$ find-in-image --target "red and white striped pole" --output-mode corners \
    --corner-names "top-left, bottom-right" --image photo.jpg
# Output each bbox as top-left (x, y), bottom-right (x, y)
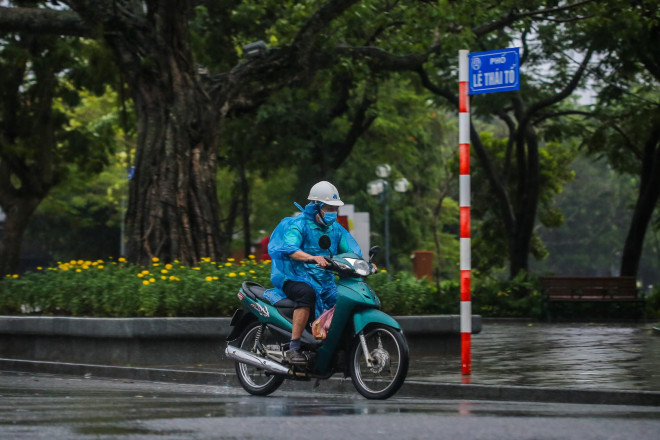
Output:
top-left (458, 50), bottom-right (471, 375)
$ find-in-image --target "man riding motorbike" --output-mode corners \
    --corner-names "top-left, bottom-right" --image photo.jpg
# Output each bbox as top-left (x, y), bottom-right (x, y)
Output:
top-left (265, 181), bottom-right (362, 365)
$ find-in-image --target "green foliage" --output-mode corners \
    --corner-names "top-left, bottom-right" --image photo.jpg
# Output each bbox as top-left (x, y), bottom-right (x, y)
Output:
top-left (2, 263), bottom-right (544, 318)
top-left (472, 272), bottom-right (543, 319)
top-left (644, 285), bottom-right (660, 321)
top-left (532, 156), bottom-right (638, 277)
top-left (20, 85), bottom-right (135, 262)
top-left (369, 271), bottom-right (459, 316)
top-left (0, 257), bottom-right (271, 317)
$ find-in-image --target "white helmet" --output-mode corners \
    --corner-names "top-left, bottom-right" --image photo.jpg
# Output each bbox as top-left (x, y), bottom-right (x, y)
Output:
top-left (308, 181), bottom-right (344, 206)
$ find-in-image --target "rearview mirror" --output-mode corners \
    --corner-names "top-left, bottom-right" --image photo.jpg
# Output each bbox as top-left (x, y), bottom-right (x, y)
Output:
top-left (318, 235), bottom-right (331, 250)
top-left (369, 246), bottom-right (380, 260)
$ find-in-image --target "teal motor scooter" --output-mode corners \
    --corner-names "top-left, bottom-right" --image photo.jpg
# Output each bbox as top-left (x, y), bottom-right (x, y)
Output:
top-left (224, 235), bottom-right (409, 399)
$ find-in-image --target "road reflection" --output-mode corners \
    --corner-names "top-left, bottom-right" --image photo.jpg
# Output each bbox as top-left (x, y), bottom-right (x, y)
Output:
top-left (407, 322), bottom-right (660, 391)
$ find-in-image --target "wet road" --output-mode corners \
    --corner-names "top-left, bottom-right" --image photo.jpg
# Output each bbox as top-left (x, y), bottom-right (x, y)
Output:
top-left (408, 321), bottom-right (660, 390)
top-left (1, 372), bottom-right (659, 439)
top-left (179, 321), bottom-right (660, 391)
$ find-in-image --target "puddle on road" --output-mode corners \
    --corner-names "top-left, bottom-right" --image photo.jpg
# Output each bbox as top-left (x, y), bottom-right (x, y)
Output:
top-left (406, 322), bottom-right (660, 391)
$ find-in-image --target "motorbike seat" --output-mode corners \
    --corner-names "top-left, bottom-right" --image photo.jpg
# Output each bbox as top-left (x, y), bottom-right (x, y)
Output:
top-left (241, 281), bottom-right (297, 308)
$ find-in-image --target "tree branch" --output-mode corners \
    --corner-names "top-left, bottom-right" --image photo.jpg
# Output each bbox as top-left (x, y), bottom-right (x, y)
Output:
top-left (329, 89), bottom-right (377, 170)
top-left (0, 6), bottom-right (89, 37)
top-left (524, 48), bottom-right (594, 123)
top-left (472, 0), bottom-right (596, 37)
top-left (209, 0), bottom-right (361, 116)
top-left (335, 45), bottom-right (430, 72)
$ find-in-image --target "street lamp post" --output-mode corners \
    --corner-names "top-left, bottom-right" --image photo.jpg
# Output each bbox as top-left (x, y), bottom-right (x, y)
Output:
top-left (367, 164), bottom-right (409, 269)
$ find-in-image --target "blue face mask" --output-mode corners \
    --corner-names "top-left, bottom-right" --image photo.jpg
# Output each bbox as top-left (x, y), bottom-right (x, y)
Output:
top-left (321, 212), bottom-right (338, 226)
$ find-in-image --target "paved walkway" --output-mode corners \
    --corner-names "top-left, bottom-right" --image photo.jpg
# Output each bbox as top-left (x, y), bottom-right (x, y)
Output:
top-left (408, 321), bottom-right (660, 391)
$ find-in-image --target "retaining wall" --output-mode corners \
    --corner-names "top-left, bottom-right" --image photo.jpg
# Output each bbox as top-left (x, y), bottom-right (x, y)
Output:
top-left (0, 315), bottom-right (481, 366)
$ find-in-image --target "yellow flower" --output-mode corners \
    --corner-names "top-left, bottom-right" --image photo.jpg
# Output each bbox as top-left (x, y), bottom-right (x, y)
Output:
top-left (82, 265), bottom-right (89, 270)
top-left (161, 269), bottom-right (168, 274)
top-left (224, 262), bottom-right (232, 267)
top-left (380, 269), bottom-right (387, 273)
top-left (77, 260), bottom-right (83, 265)
top-left (248, 254), bottom-right (256, 260)
top-left (201, 257), bottom-right (211, 263)
top-left (228, 258), bottom-right (235, 262)
top-left (205, 276), bottom-right (213, 282)
top-left (161, 276), bottom-right (167, 280)
top-left (165, 264), bottom-right (173, 270)
top-left (152, 263), bottom-right (160, 267)
top-left (37, 267), bottom-right (43, 271)
top-left (98, 265), bottom-right (104, 270)
top-left (137, 273), bottom-right (144, 278)
top-left (76, 269), bottom-right (82, 273)
top-left (228, 272), bottom-right (237, 278)
top-left (213, 276), bottom-right (218, 280)
top-left (152, 257), bottom-right (160, 263)
top-left (239, 272), bottom-right (246, 276)
top-left (149, 278), bottom-right (156, 283)
top-left (192, 267), bottom-right (201, 271)
top-left (118, 257), bottom-right (127, 263)
top-left (249, 270), bottom-right (255, 274)
top-left (12, 274), bottom-right (19, 278)
top-left (141, 270), bottom-right (150, 275)
top-left (143, 280), bottom-right (150, 286)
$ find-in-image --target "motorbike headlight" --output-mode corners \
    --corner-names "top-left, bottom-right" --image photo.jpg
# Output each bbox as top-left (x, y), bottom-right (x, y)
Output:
top-left (351, 259), bottom-right (372, 277)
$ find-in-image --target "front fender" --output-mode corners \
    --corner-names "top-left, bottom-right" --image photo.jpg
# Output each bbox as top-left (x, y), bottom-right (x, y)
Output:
top-left (352, 309), bottom-right (401, 335)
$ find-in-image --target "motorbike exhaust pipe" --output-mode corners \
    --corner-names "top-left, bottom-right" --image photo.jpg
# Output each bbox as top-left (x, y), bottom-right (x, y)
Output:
top-left (225, 345), bottom-right (292, 376)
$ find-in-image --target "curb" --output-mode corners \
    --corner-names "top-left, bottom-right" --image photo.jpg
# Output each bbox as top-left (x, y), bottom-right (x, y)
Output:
top-left (1, 358), bottom-right (658, 407)
top-left (0, 315), bottom-right (482, 338)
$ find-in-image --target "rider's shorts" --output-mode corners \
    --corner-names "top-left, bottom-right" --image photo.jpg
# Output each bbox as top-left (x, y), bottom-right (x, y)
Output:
top-left (283, 281), bottom-right (316, 309)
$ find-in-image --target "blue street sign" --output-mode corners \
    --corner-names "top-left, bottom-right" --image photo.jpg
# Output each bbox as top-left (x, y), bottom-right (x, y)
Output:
top-left (469, 48), bottom-right (520, 95)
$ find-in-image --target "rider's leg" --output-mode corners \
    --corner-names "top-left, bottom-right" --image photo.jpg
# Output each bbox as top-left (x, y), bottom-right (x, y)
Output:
top-left (282, 281), bottom-right (316, 364)
top-left (291, 307), bottom-right (310, 340)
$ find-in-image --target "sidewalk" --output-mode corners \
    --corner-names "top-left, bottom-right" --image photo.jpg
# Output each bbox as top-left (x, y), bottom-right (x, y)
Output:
top-left (409, 320), bottom-right (660, 391)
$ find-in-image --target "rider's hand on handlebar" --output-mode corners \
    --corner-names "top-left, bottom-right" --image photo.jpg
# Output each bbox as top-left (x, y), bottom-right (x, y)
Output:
top-left (311, 255), bottom-right (329, 267)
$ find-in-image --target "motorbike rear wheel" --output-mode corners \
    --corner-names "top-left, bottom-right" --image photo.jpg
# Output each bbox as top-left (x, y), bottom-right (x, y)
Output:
top-left (235, 322), bottom-right (286, 396)
top-left (348, 324), bottom-right (409, 399)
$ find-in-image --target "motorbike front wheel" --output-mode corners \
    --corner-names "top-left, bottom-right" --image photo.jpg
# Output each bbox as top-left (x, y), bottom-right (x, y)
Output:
top-left (349, 325), bottom-right (409, 399)
top-left (234, 322), bottom-right (286, 396)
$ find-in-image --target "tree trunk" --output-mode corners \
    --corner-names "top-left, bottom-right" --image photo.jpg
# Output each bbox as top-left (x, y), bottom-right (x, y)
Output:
top-left (0, 198), bottom-right (41, 275)
top-left (107, 5), bottom-right (222, 266)
top-left (509, 126), bottom-right (541, 279)
top-left (620, 121), bottom-right (660, 277)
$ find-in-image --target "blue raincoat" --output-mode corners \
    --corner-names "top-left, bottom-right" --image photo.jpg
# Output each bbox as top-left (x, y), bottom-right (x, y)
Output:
top-left (265, 202), bottom-right (362, 317)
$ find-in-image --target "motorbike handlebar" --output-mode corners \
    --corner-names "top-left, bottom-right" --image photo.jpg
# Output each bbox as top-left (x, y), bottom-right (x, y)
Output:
top-left (305, 257), bottom-right (332, 266)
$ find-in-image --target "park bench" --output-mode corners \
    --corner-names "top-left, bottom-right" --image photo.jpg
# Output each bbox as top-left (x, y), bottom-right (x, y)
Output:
top-left (540, 276), bottom-right (644, 322)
